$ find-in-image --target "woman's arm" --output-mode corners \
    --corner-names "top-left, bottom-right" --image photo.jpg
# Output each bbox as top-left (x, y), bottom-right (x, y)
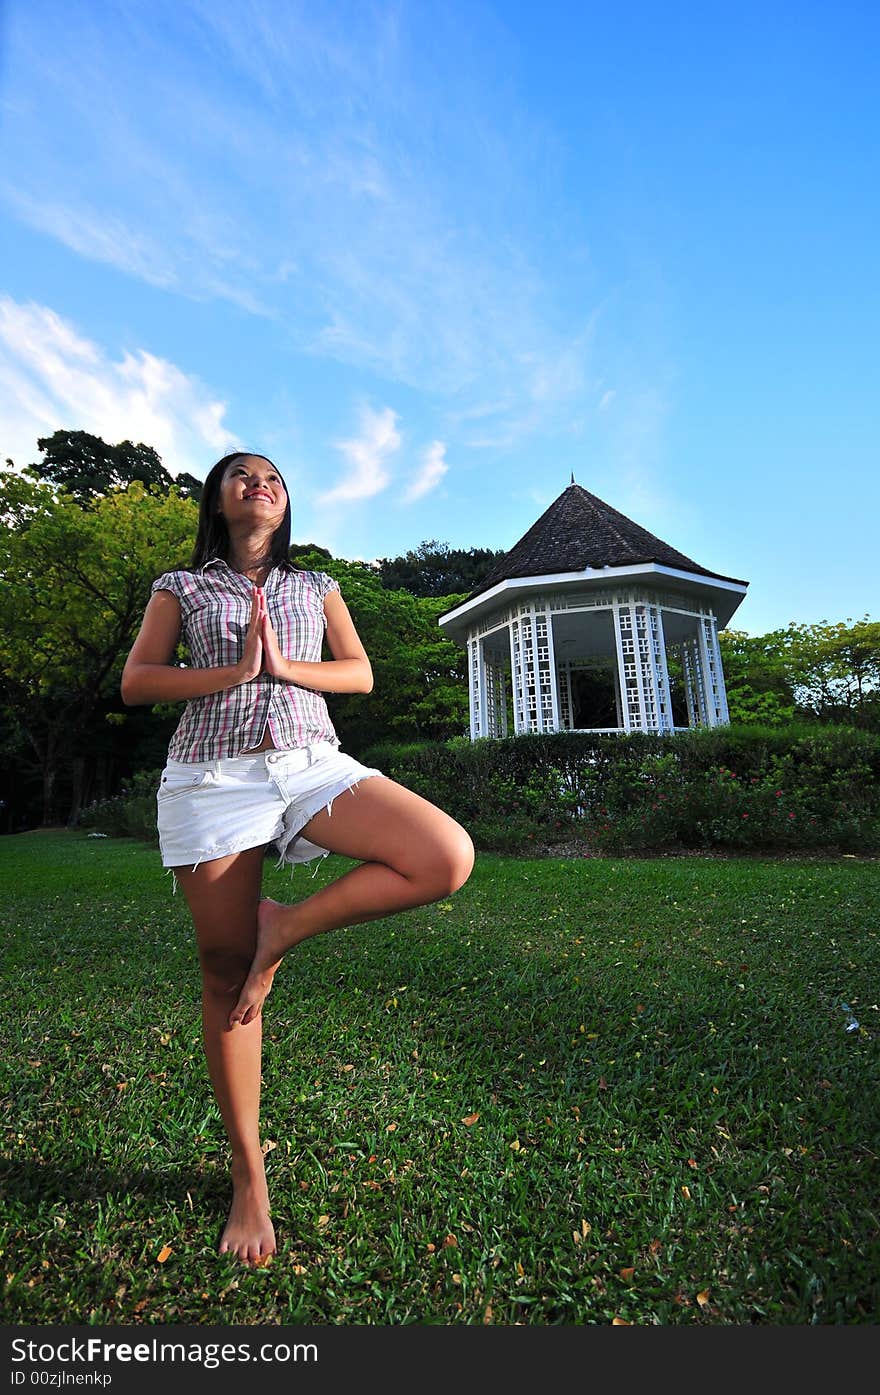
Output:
top-left (264, 588), bottom-right (373, 694)
top-left (120, 588), bottom-right (262, 705)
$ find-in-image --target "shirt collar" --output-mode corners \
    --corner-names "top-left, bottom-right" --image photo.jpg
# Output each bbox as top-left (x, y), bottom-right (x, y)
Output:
top-left (200, 557), bottom-right (278, 581)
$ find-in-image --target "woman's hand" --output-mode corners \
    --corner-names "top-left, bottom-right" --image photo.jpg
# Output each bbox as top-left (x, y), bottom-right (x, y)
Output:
top-left (236, 586), bottom-right (265, 683)
top-left (259, 593), bottom-right (289, 678)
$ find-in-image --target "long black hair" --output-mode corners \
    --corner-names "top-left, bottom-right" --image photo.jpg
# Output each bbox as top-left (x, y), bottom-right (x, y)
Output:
top-left (188, 452), bottom-right (296, 573)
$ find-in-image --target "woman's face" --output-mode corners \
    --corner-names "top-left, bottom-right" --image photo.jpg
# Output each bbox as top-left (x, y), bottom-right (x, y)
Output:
top-left (217, 455), bottom-right (288, 531)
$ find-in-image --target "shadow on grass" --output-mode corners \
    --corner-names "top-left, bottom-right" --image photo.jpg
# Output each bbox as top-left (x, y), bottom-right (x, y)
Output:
top-left (0, 1159), bottom-right (227, 1212)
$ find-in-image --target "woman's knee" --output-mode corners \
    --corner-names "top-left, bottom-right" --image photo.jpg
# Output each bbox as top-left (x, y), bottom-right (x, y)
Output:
top-left (199, 946), bottom-right (253, 997)
top-left (420, 824), bottom-right (475, 899)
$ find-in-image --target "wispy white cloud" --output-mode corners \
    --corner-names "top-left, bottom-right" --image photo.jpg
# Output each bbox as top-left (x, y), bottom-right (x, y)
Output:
top-left (599, 389), bottom-right (616, 411)
top-left (403, 441), bottom-right (448, 503)
top-left (0, 297), bottom-right (236, 477)
top-left (317, 404), bottom-right (401, 506)
top-left (1, 3), bottom-right (599, 448)
top-left (2, 186), bottom-right (178, 291)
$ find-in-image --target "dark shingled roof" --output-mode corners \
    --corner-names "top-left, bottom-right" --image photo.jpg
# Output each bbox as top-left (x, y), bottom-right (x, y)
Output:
top-left (463, 483), bottom-right (748, 603)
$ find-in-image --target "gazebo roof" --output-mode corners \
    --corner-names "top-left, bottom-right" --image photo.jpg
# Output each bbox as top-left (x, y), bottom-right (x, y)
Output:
top-left (461, 482), bottom-right (747, 603)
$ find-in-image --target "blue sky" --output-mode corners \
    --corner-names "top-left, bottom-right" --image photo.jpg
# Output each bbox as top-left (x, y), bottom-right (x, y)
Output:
top-left (1, 0), bottom-right (877, 636)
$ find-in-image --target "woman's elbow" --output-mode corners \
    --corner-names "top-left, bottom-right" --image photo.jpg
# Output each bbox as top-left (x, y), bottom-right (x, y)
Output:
top-left (360, 663), bottom-right (374, 694)
top-left (120, 665), bottom-right (145, 706)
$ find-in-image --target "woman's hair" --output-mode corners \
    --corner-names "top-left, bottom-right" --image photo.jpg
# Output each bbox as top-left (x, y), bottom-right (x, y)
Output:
top-left (189, 452), bottom-right (295, 572)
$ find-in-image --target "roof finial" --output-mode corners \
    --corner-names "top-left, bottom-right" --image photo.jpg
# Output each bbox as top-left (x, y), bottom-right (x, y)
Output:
top-left (570, 471), bottom-right (575, 485)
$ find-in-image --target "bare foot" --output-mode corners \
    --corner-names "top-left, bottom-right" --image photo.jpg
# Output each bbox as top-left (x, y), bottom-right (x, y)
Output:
top-left (219, 1169), bottom-right (276, 1266)
top-left (228, 898), bottom-right (290, 1029)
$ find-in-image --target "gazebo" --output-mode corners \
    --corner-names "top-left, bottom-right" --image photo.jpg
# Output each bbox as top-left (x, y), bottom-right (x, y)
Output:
top-left (438, 480), bottom-right (748, 739)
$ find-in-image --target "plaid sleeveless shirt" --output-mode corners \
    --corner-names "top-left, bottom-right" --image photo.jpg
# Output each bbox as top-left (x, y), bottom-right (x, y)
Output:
top-left (150, 558), bottom-right (341, 760)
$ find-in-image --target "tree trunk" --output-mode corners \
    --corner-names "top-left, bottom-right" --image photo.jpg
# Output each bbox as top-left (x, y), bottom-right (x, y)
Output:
top-left (68, 754), bottom-right (85, 827)
top-left (42, 758), bottom-right (56, 826)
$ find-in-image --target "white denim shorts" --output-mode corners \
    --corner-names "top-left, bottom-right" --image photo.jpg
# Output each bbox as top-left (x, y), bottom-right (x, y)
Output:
top-left (156, 740), bottom-right (384, 892)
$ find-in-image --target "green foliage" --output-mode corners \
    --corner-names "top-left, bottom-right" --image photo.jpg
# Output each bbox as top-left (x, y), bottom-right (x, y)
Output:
top-left (786, 617), bottom-right (880, 723)
top-left (289, 547), bottom-right (470, 750)
top-left (26, 429), bottom-right (203, 504)
top-left (365, 725), bottom-right (880, 856)
top-left (375, 538), bottom-right (505, 597)
top-left (718, 628), bottom-right (797, 725)
top-left (0, 466), bottom-right (198, 823)
top-left (720, 618), bottom-right (880, 729)
top-left (77, 768), bottom-right (162, 842)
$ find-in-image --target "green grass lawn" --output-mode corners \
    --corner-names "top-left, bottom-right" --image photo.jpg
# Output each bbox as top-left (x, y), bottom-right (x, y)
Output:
top-left (1, 830), bottom-right (878, 1326)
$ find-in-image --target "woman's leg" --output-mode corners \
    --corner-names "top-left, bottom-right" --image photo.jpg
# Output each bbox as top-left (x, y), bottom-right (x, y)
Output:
top-left (230, 778), bottom-right (474, 1027)
top-left (171, 843), bottom-right (275, 1264)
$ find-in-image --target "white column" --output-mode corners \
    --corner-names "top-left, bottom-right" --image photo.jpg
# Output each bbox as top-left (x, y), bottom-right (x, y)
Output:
top-left (683, 635), bottom-right (708, 726)
top-left (706, 614), bottom-right (730, 724)
top-left (652, 605), bottom-right (675, 732)
top-left (638, 603), bottom-right (664, 730)
top-left (520, 610), bottom-right (538, 732)
top-left (612, 602), bottom-right (633, 732)
top-left (530, 611), bottom-right (545, 733)
top-left (681, 643), bottom-right (695, 727)
top-left (467, 635), bottom-right (479, 740)
top-left (697, 614), bottom-right (722, 727)
top-left (476, 637), bottom-right (489, 737)
top-left (509, 619), bottom-right (525, 734)
top-left (545, 614), bottom-right (561, 731)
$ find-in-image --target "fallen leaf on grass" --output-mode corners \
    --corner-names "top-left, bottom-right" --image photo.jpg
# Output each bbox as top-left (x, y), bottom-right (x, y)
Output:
top-left (681, 1185), bottom-right (691, 1200)
top-left (251, 1253), bottom-right (272, 1269)
top-left (612, 1316), bottom-right (630, 1325)
top-left (261, 1139), bottom-right (277, 1154)
top-left (156, 1245), bottom-right (172, 1264)
top-left (509, 1139), bottom-right (521, 1151)
top-left (461, 1113), bottom-right (480, 1126)
top-left (619, 1267), bottom-right (635, 1283)
top-left (443, 1234), bottom-right (458, 1249)
top-left (292, 1264), bottom-right (308, 1276)
top-left (696, 1288), bottom-right (711, 1310)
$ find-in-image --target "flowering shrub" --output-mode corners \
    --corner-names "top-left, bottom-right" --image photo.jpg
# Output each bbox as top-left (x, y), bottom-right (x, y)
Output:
top-left (364, 723), bottom-right (880, 855)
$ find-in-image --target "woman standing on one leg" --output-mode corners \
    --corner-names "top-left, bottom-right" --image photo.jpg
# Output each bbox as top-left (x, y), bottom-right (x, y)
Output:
top-left (121, 452), bottom-right (474, 1265)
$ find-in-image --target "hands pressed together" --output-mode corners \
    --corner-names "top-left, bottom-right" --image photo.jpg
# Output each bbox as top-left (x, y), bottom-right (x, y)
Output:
top-left (238, 584), bottom-right (287, 682)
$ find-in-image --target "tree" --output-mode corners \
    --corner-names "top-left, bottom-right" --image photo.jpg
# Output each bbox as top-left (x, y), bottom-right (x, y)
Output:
top-left (375, 539), bottom-right (505, 597)
top-left (289, 548), bottom-right (469, 749)
top-left (0, 468), bottom-right (198, 825)
top-left (786, 617), bottom-right (880, 725)
top-left (718, 628), bottom-right (797, 725)
top-left (25, 430), bottom-right (203, 505)
top-left (718, 619), bottom-right (880, 730)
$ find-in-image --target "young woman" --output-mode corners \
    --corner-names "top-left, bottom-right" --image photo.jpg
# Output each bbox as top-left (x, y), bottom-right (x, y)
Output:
top-left (121, 452), bottom-right (474, 1266)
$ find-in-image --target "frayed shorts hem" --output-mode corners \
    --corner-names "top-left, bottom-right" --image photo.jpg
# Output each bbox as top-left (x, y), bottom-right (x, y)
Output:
top-left (156, 741), bottom-right (385, 893)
